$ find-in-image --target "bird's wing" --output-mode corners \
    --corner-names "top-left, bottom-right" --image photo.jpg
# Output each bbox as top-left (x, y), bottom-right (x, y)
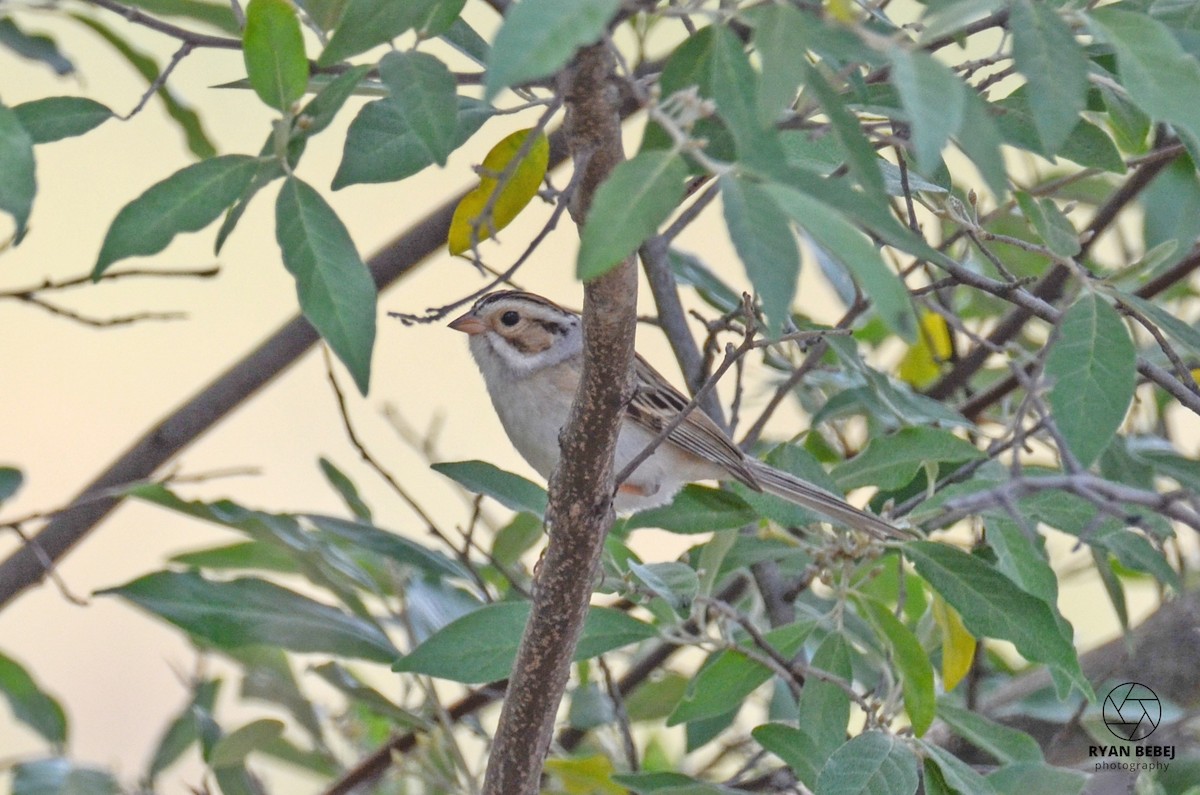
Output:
top-left (626, 355), bottom-right (761, 489)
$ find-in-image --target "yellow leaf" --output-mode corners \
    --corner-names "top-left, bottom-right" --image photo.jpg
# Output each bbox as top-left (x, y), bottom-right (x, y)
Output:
top-left (827, 0), bottom-right (856, 23)
top-left (898, 310), bottom-right (953, 388)
top-left (448, 128), bottom-right (550, 255)
top-left (932, 593), bottom-right (976, 691)
top-left (544, 754), bottom-right (623, 795)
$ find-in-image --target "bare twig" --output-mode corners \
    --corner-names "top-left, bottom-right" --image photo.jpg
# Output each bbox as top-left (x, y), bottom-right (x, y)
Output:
top-left (84, 0), bottom-right (242, 47)
top-left (389, 169), bottom-right (579, 326)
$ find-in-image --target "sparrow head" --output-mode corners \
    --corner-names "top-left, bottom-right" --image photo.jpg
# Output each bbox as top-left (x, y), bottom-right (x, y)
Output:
top-left (449, 291), bottom-right (582, 376)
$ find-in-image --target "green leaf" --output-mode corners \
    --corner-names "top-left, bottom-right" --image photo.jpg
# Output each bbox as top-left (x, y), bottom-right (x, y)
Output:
top-left (623, 673), bottom-right (688, 724)
top-left (639, 27), bottom-right (736, 166)
top-left (491, 512), bottom-right (543, 566)
top-left (0, 103), bottom-right (36, 240)
top-left (1045, 293), bottom-right (1135, 467)
top-left (306, 515), bottom-right (467, 579)
top-left (148, 679), bottom-right (220, 779)
top-left (122, 0), bottom-right (239, 32)
top-left (798, 62), bottom-right (885, 198)
top-left (1009, 0), bottom-right (1087, 154)
top-left (0, 651), bottom-right (67, 747)
top-left (1093, 546), bottom-right (1130, 633)
top-left (169, 541), bottom-right (299, 573)
top-left (209, 719), bottom-right (285, 768)
top-left (905, 542), bottom-right (1089, 699)
top-left (214, 150), bottom-right (285, 253)
top-left (299, 0), bottom-right (350, 34)
top-left (984, 763), bottom-right (1086, 795)
top-left (231, 647), bottom-right (321, 743)
top-left (484, 0), bottom-right (620, 100)
top-left (791, 633), bottom-right (853, 788)
top-left (11, 759), bottom-right (118, 795)
top-left (984, 515), bottom-right (1058, 604)
top-left (720, 174), bottom-right (800, 335)
top-left (93, 155), bottom-right (258, 276)
top-left (707, 25), bottom-right (781, 169)
top-left (275, 176), bottom-right (377, 394)
top-left (0, 466), bottom-right (23, 503)
top-left (755, 723), bottom-right (827, 787)
top-left (956, 89), bottom-right (1008, 198)
top-left (13, 97), bottom-right (112, 144)
top-left (935, 698), bottom-right (1043, 764)
top-left (72, 15), bottom-right (216, 159)
top-left (764, 183), bottom-right (917, 341)
top-left (748, 5), bottom-right (808, 125)
top-left (318, 457), bottom-right (371, 520)
top-left (577, 150), bottom-right (688, 280)
top-left (1089, 8), bottom-right (1200, 148)
top-left (625, 484), bottom-right (756, 534)
top-left (0, 18), bottom-right (73, 74)
top-left (668, 620), bottom-right (815, 727)
top-left (293, 64), bottom-right (371, 139)
top-left (1014, 192), bottom-right (1080, 258)
top-left (921, 743), bottom-right (997, 795)
top-left (412, 0), bottom-right (467, 37)
top-left (993, 92), bottom-right (1124, 171)
top-left (614, 771), bottom-right (738, 794)
top-left (313, 662), bottom-right (427, 727)
top-left (378, 51), bottom-right (458, 167)
top-left (833, 427), bottom-right (982, 491)
top-left (333, 95), bottom-right (491, 189)
top-left (441, 16), bottom-right (489, 66)
top-left (243, 0), bottom-right (308, 111)
top-left (814, 731), bottom-right (919, 795)
top-left (1111, 290), bottom-right (1200, 360)
top-left (431, 460), bottom-right (548, 516)
top-left (99, 571), bottom-right (398, 662)
top-left (1092, 524), bottom-right (1179, 590)
top-left (316, 0), bottom-right (438, 66)
top-left (629, 561), bottom-right (699, 612)
top-left (669, 248), bottom-right (741, 313)
top-left (857, 598), bottom-right (935, 736)
top-left (393, 602), bottom-right (656, 683)
top-left (888, 47), bottom-right (964, 173)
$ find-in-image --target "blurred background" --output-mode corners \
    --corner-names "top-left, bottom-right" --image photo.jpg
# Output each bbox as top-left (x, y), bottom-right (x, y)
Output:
top-left (0, 5), bottom-right (1173, 792)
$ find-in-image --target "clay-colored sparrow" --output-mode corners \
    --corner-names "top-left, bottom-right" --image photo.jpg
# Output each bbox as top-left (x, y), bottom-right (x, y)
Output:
top-left (449, 290), bottom-right (905, 540)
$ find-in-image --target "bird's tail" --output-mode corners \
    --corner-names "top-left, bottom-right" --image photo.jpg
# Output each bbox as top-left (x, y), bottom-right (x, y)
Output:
top-left (746, 459), bottom-right (913, 541)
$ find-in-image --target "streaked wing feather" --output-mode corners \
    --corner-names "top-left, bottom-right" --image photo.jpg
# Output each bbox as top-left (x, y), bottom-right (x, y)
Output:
top-left (628, 356), bottom-right (761, 489)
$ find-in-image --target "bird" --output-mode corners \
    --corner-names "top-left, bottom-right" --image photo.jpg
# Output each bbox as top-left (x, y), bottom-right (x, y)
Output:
top-left (448, 290), bottom-right (907, 541)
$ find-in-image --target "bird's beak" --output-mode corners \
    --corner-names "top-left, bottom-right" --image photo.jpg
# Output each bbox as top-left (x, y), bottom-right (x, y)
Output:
top-left (448, 311), bottom-right (487, 335)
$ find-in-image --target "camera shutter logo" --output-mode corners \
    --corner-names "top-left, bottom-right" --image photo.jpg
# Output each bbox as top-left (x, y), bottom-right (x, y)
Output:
top-left (1103, 682), bottom-right (1161, 741)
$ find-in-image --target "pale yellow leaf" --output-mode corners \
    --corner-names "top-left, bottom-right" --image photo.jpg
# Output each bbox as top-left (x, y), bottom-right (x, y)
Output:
top-left (544, 754), bottom-right (623, 795)
top-left (932, 593), bottom-right (976, 691)
top-left (898, 310), bottom-right (953, 387)
top-left (448, 128), bottom-right (549, 255)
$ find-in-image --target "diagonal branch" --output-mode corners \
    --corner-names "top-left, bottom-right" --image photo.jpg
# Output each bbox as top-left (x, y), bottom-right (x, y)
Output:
top-left (925, 140), bottom-right (1182, 401)
top-left (0, 128), bottom-right (590, 608)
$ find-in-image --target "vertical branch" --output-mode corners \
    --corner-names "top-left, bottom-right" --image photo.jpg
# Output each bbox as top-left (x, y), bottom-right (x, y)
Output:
top-left (480, 42), bottom-right (637, 795)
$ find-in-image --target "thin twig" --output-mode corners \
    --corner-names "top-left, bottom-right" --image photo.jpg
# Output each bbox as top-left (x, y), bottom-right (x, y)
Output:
top-left (389, 170), bottom-right (579, 326)
top-left (85, 0), bottom-right (242, 48)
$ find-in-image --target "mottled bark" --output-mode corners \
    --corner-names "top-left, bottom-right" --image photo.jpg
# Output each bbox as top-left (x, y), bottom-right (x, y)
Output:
top-left (480, 42), bottom-right (637, 795)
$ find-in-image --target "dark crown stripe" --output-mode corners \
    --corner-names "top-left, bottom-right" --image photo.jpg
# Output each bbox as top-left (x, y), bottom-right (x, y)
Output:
top-left (473, 290), bottom-right (574, 317)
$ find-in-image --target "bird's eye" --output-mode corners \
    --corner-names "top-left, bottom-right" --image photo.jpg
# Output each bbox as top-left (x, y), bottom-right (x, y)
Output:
top-left (500, 310), bottom-right (520, 326)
